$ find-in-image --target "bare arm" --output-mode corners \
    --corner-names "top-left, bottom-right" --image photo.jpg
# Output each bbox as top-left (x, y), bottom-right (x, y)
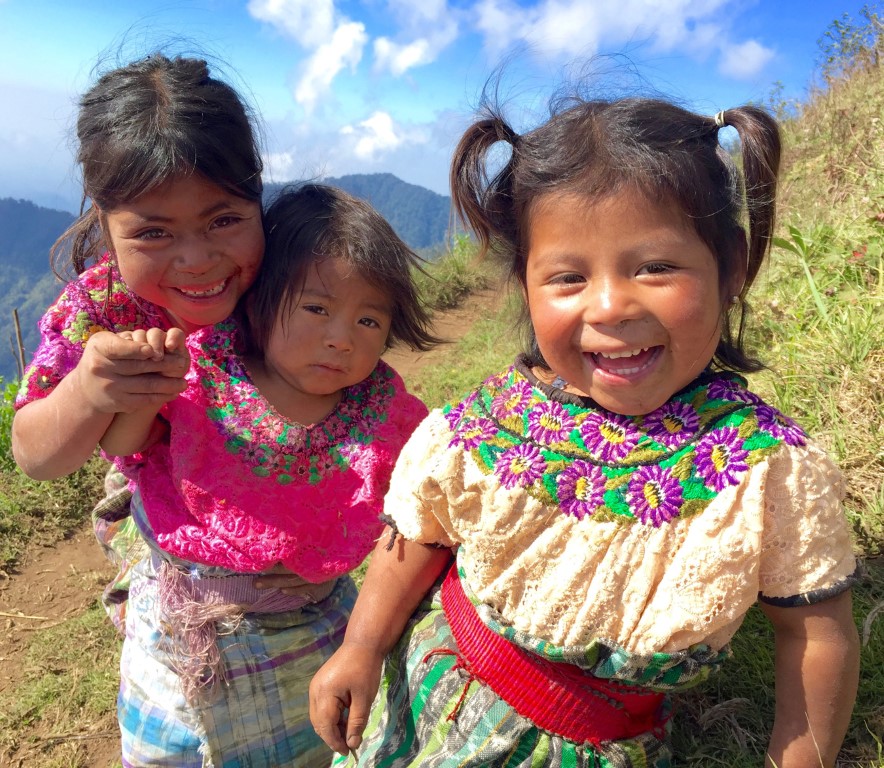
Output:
top-left (12, 328), bottom-right (189, 479)
top-left (309, 531), bottom-right (453, 754)
top-left (761, 589), bottom-right (859, 768)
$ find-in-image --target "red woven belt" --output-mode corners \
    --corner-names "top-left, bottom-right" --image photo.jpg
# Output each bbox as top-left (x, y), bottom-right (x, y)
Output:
top-left (439, 565), bottom-right (667, 745)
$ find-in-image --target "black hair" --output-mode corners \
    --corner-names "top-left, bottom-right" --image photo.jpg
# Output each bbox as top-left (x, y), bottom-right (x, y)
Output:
top-left (451, 93), bottom-right (781, 373)
top-left (243, 184), bottom-right (439, 355)
top-left (51, 53), bottom-right (263, 278)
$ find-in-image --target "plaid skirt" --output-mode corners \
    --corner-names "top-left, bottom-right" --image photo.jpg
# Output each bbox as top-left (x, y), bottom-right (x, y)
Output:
top-left (120, 554), bottom-right (356, 768)
top-left (336, 570), bottom-right (723, 768)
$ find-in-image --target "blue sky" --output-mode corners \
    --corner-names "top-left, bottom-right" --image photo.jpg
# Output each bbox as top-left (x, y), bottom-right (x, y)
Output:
top-left (0, 0), bottom-right (871, 211)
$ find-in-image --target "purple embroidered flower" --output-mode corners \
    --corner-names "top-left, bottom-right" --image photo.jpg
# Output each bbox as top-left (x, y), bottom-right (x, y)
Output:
top-left (644, 401), bottom-right (699, 447)
top-left (580, 412), bottom-right (639, 461)
top-left (557, 460), bottom-right (606, 519)
top-left (707, 378), bottom-right (764, 405)
top-left (444, 401), bottom-right (467, 429)
top-left (487, 370), bottom-right (511, 388)
top-left (450, 417), bottom-right (499, 450)
top-left (491, 380), bottom-right (534, 419)
top-left (444, 391), bottom-right (480, 429)
top-left (754, 405), bottom-right (806, 446)
top-left (494, 443), bottom-right (546, 489)
top-left (695, 427), bottom-right (750, 491)
top-left (628, 464), bottom-right (684, 527)
top-left (527, 401), bottom-right (576, 445)
top-left (219, 411), bottom-right (242, 436)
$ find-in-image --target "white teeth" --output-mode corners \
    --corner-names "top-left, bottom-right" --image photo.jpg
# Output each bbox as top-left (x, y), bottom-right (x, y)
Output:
top-left (597, 347), bottom-right (648, 360)
top-left (179, 281), bottom-right (227, 298)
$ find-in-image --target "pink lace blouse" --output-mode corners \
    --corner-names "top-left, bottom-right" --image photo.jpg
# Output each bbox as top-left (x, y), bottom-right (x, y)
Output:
top-left (126, 320), bottom-right (428, 581)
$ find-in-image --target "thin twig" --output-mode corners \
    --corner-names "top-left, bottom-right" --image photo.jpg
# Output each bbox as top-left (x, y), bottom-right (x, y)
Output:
top-left (38, 731), bottom-right (118, 744)
top-left (0, 611), bottom-right (49, 620)
top-left (862, 599), bottom-right (884, 646)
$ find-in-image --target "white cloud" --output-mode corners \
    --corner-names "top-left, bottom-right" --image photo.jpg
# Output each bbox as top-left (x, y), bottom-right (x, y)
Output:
top-left (474, 0), bottom-right (735, 59)
top-left (339, 111), bottom-right (405, 160)
top-left (249, 0), bottom-right (367, 111)
top-left (295, 21), bottom-right (367, 111)
top-left (371, 0), bottom-right (459, 76)
top-left (718, 39), bottom-right (776, 80)
top-left (373, 38), bottom-right (433, 76)
top-left (263, 109), bottom-right (451, 194)
top-left (247, 0), bottom-right (335, 48)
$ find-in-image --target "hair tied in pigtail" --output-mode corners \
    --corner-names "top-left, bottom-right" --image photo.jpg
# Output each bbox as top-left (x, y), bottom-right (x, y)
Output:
top-left (713, 110), bottom-right (727, 128)
top-left (497, 118), bottom-right (520, 149)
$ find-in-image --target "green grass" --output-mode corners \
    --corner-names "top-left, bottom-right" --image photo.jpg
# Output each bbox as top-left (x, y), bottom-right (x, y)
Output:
top-left (0, 603), bottom-right (121, 768)
top-left (416, 233), bottom-right (494, 313)
top-left (407, 292), bottom-right (522, 409)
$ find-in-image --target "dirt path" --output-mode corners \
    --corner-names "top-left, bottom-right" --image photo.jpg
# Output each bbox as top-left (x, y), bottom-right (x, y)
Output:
top-left (0, 283), bottom-right (507, 767)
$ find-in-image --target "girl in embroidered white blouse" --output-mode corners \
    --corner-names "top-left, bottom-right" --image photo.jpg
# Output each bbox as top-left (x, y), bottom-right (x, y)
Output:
top-left (309, 93), bottom-right (860, 768)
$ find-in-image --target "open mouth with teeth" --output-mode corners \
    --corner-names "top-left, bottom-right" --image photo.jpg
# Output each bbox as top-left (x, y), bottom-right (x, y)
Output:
top-left (590, 346), bottom-right (661, 376)
top-left (176, 279), bottom-right (229, 299)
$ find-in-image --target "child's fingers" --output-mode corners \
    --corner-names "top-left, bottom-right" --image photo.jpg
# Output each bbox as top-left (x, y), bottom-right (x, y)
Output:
top-left (344, 697), bottom-right (372, 751)
top-left (310, 698), bottom-right (350, 755)
top-left (142, 328), bottom-right (169, 359)
top-left (164, 327), bottom-right (187, 353)
top-left (90, 331), bottom-right (158, 362)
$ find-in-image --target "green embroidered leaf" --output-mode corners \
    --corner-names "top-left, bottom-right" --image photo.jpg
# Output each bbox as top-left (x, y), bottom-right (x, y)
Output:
top-left (679, 498), bottom-right (711, 519)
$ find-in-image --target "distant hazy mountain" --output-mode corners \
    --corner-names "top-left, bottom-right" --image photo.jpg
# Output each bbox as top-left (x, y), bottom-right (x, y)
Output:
top-left (266, 173), bottom-right (451, 252)
top-left (0, 199), bottom-right (73, 382)
top-left (0, 174), bottom-right (452, 381)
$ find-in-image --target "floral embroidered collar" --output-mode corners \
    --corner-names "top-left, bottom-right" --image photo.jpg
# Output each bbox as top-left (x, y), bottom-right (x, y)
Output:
top-left (191, 320), bottom-right (397, 485)
top-left (443, 357), bottom-right (806, 526)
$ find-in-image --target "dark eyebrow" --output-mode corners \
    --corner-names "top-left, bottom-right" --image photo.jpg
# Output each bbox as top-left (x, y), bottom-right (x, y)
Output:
top-left (126, 200), bottom-right (244, 224)
top-left (299, 289), bottom-right (391, 316)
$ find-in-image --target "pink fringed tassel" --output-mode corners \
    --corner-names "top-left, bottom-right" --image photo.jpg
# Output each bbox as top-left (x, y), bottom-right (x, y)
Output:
top-left (157, 561), bottom-right (242, 705)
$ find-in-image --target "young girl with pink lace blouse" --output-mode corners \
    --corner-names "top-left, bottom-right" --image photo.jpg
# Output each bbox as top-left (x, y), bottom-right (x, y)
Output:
top-left (309, 94), bottom-right (860, 768)
top-left (98, 183), bottom-right (433, 767)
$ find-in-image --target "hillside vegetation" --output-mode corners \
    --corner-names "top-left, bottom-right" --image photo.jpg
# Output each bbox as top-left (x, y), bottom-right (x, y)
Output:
top-left (0, 9), bottom-right (882, 766)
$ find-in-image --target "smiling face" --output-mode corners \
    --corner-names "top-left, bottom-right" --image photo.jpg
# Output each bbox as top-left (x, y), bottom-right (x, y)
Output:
top-left (525, 188), bottom-right (733, 416)
top-left (100, 173), bottom-right (264, 333)
top-left (255, 256), bottom-right (392, 423)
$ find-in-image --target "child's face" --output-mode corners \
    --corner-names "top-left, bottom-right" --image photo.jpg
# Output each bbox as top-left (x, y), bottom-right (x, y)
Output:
top-left (525, 188), bottom-right (727, 416)
top-left (264, 257), bottom-right (392, 400)
top-left (101, 173), bottom-right (264, 333)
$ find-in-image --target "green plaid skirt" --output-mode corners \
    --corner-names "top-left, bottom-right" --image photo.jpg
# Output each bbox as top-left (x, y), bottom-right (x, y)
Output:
top-left (337, 569), bottom-right (728, 768)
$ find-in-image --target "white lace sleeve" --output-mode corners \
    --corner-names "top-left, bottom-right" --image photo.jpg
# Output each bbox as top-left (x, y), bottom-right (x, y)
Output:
top-left (759, 442), bottom-right (857, 604)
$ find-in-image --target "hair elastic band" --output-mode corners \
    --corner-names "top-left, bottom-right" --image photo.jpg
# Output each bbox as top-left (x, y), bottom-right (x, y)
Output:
top-left (714, 111), bottom-right (727, 128)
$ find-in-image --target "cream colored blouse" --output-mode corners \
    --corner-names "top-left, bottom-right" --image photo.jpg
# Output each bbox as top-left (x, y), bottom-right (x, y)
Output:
top-left (386, 363), bottom-right (856, 656)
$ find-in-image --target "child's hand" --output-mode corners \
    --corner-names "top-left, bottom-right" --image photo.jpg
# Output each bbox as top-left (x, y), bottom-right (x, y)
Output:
top-left (309, 644), bottom-right (386, 755)
top-left (74, 329), bottom-right (191, 414)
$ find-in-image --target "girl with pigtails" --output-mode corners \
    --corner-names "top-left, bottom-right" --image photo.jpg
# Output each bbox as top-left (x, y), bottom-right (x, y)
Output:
top-left (309, 91), bottom-right (859, 768)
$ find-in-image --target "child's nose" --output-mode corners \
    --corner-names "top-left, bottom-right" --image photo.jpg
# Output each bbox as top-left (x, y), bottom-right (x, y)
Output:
top-left (174, 235), bottom-right (216, 273)
top-left (582, 276), bottom-right (641, 327)
top-left (325, 322), bottom-right (354, 352)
